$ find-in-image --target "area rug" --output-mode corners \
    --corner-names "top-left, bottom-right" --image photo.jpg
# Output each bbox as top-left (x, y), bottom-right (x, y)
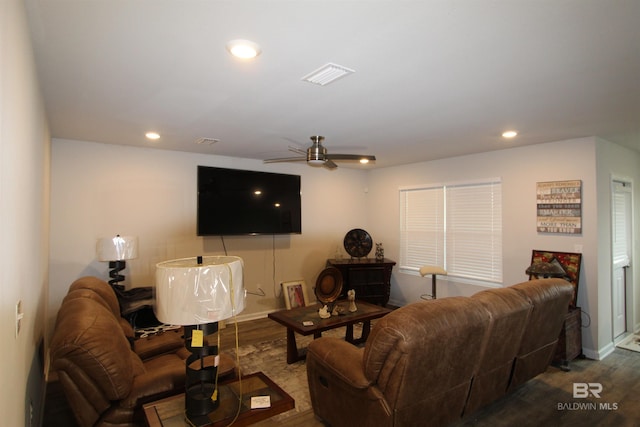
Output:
top-left (225, 326), bottom-right (362, 421)
top-left (616, 333), bottom-right (640, 353)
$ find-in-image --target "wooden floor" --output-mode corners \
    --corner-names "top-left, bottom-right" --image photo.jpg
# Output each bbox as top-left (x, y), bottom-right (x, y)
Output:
top-left (44, 317), bottom-right (640, 427)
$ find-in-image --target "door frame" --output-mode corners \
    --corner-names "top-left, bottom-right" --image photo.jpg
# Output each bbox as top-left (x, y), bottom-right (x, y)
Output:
top-left (611, 176), bottom-right (635, 341)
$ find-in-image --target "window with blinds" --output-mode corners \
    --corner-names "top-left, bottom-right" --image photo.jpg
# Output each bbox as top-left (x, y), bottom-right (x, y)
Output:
top-left (399, 178), bottom-right (503, 284)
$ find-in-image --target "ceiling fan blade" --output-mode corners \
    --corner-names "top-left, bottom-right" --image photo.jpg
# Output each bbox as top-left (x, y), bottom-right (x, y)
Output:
top-left (263, 157), bottom-right (306, 163)
top-left (288, 146), bottom-right (306, 155)
top-left (326, 154), bottom-right (376, 161)
top-left (324, 159), bottom-right (338, 169)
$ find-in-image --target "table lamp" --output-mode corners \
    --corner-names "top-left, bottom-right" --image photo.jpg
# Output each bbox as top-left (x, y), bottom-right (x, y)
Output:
top-left (154, 255), bottom-right (245, 426)
top-left (96, 235), bottom-right (138, 291)
top-left (526, 261), bottom-right (566, 279)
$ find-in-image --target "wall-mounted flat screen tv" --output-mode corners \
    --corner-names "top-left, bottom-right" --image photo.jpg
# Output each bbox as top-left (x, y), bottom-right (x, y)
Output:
top-left (197, 166), bottom-right (302, 236)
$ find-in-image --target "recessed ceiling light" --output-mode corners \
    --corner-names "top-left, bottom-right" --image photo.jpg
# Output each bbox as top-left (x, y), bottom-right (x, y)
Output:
top-left (145, 132), bottom-right (160, 140)
top-left (226, 39), bottom-right (262, 59)
top-left (502, 130), bottom-right (518, 138)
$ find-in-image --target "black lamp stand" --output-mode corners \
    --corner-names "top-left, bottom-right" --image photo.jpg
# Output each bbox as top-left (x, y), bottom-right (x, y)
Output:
top-left (184, 322), bottom-right (220, 426)
top-left (107, 260), bottom-right (127, 291)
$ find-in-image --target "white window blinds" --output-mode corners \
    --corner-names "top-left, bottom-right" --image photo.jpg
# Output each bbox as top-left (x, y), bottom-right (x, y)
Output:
top-left (400, 186), bottom-right (444, 269)
top-left (400, 178), bottom-right (502, 284)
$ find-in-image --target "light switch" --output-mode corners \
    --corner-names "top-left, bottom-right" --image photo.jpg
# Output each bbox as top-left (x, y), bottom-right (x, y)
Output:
top-left (16, 300), bottom-right (24, 338)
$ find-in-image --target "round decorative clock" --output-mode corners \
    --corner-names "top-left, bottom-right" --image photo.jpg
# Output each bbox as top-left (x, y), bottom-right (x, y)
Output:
top-left (343, 228), bottom-right (373, 258)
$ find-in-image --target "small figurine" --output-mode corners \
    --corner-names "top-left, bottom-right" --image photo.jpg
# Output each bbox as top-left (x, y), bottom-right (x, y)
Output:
top-left (318, 305), bottom-right (331, 319)
top-left (331, 304), bottom-right (344, 316)
top-left (375, 243), bottom-right (384, 261)
top-left (348, 289), bottom-right (357, 312)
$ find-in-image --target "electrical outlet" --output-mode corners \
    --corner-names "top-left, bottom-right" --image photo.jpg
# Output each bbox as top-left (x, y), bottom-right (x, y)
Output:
top-left (16, 300), bottom-right (24, 338)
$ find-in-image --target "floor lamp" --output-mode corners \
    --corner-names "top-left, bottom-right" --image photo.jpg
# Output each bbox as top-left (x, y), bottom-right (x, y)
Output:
top-left (154, 255), bottom-right (245, 427)
top-left (96, 235), bottom-right (138, 291)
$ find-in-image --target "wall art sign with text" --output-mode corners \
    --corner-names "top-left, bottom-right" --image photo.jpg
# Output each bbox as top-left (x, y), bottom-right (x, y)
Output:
top-left (536, 180), bottom-right (582, 234)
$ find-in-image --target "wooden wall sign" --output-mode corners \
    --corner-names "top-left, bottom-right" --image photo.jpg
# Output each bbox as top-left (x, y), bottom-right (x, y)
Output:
top-left (536, 180), bottom-right (582, 234)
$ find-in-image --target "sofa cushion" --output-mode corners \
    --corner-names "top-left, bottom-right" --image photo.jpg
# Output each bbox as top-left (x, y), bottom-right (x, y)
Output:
top-left (363, 297), bottom-right (491, 427)
top-left (465, 287), bottom-right (532, 414)
top-left (51, 298), bottom-right (140, 401)
top-left (508, 278), bottom-right (573, 389)
top-left (70, 276), bottom-right (122, 316)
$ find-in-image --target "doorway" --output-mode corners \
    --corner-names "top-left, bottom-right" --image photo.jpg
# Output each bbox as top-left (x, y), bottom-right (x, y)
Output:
top-left (612, 179), bottom-right (632, 340)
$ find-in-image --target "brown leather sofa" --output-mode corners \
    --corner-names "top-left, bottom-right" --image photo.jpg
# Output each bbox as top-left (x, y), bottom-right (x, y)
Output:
top-left (50, 277), bottom-right (188, 427)
top-left (306, 278), bottom-right (573, 427)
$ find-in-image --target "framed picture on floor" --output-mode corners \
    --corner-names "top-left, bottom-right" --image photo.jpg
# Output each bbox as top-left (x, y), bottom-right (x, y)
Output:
top-left (529, 250), bottom-right (582, 308)
top-left (282, 280), bottom-right (310, 309)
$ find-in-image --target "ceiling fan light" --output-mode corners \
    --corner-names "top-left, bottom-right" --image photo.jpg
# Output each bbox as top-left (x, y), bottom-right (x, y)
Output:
top-left (359, 158), bottom-right (369, 164)
top-left (308, 159), bottom-right (325, 165)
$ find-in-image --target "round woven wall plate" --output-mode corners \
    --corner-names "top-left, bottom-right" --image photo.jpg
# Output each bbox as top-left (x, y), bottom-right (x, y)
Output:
top-left (315, 267), bottom-right (343, 304)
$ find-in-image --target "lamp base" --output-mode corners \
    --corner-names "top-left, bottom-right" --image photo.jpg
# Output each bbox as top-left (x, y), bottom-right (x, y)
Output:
top-left (185, 323), bottom-right (221, 425)
top-left (107, 260), bottom-right (127, 291)
top-left (186, 382), bottom-right (219, 427)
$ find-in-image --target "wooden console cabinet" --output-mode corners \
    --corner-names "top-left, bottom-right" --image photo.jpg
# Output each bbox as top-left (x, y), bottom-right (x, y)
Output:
top-left (326, 258), bottom-right (396, 306)
top-left (553, 307), bottom-right (582, 371)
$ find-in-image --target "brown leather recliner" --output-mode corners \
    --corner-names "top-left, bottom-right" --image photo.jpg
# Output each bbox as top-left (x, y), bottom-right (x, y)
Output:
top-left (508, 279), bottom-right (575, 390)
top-left (65, 276), bottom-right (185, 360)
top-left (306, 278), bottom-right (573, 427)
top-left (463, 286), bottom-right (532, 415)
top-left (307, 297), bottom-right (492, 427)
top-left (50, 277), bottom-right (188, 427)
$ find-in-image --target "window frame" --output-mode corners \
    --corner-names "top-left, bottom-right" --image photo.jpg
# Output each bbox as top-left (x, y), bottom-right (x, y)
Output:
top-left (399, 177), bottom-right (503, 286)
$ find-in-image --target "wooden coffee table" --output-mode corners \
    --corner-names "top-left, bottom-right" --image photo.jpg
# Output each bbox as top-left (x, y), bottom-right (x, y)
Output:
top-left (143, 372), bottom-right (294, 427)
top-left (268, 300), bottom-right (392, 364)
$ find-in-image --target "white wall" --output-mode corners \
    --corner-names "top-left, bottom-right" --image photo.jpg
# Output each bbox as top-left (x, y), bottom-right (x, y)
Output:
top-left (49, 139), bottom-right (370, 332)
top-left (50, 137), bottom-right (636, 360)
top-left (0, 0), bottom-right (51, 425)
top-left (367, 138), bottom-right (602, 354)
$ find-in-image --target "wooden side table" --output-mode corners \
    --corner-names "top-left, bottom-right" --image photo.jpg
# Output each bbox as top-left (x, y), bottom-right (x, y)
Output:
top-left (326, 258), bottom-right (396, 306)
top-left (553, 307), bottom-right (582, 371)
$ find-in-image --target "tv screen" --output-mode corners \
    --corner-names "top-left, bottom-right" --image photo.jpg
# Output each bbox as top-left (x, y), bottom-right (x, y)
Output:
top-left (197, 166), bottom-right (302, 236)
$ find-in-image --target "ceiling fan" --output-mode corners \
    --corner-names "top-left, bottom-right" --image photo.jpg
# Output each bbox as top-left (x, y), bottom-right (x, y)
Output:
top-left (264, 136), bottom-right (376, 169)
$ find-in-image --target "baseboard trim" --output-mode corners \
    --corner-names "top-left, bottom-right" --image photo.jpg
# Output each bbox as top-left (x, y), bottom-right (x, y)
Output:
top-left (582, 342), bottom-right (616, 361)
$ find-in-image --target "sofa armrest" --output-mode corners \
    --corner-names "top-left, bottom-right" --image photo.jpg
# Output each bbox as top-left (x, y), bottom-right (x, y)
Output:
top-left (133, 328), bottom-right (185, 360)
top-left (308, 337), bottom-right (370, 389)
top-left (307, 337), bottom-right (393, 427)
top-left (120, 353), bottom-right (186, 409)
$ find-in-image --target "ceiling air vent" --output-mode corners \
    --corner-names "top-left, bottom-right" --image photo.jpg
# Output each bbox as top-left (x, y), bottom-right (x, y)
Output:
top-left (195, 137), bottom-right (220, 145)
top-left (301, 63), bottom-right (355, 86)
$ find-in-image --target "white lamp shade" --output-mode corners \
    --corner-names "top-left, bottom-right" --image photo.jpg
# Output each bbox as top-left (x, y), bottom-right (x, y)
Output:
top-left (96, 235), bottom-right (139, 261)
top-left (154, 256), bottom-right (245, 325)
